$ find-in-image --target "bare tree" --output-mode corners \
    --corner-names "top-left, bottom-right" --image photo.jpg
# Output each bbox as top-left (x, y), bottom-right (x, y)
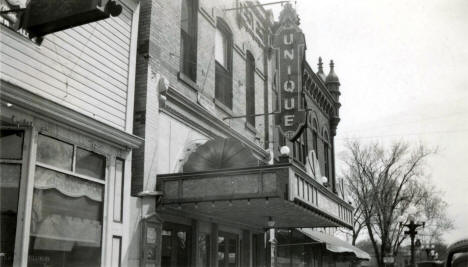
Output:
top-left (341, 141), bottom-right (450, 267)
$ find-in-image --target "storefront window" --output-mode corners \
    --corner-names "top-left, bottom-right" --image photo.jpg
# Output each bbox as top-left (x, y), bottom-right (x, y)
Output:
top-left (28, 134), bottom-right (105, 267)
top-left (161, 223), bottom-right (192, 267)
top-left (218, 232), bottom-right (238, 267)
top-left (76, 148), bottom-right (106, 180)
top-left (0, 129), bottom-right (24, 267)
top-left (0, 130), bottom-right (23, 159)
top-left (37, 135), bottom-right (73, 171)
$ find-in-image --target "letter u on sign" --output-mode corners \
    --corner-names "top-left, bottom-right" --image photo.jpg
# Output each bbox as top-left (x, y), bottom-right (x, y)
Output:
top-left (284, 33), bottom-right (293, 45)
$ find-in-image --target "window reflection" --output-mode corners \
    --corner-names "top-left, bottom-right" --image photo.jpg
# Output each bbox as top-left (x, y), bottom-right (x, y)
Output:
top-left (0, 130), bottom-right (23, 159)
top-left (75, 148), bottom-right (105, 180)
top-left (161, 223), bottom-right (191, 267)
top-left (218, 232), bottom-right (238, 267)
top-left (37, 135), bottom-right (73, 171)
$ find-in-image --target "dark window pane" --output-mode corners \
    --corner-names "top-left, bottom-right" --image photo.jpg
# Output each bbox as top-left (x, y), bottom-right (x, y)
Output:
top-left (37, 135), bottom-right (73, 171)
top-left (215, 19), bottom-right (233, 109)
top-left (246, 52), bottom-right (256, 126)
top-left (215, 63), bottom-right (233, 109)
top-left (75, 148), bottom-right (106, 180)
top-left (28, 168), bottom-right (103, 267)
top-left (228, 238), bottom-right (237, 267)
top-left (324, 143), bottom-right (329, 178)
top-left (0, 163), bottom-right (21, 266)
top-left (181, 31), bottom-right (197, 81)
top-left (0, 130), bottom-right (24, 159)
top-left (161, 223), bottom-right (191, 267)
top-left (180, 0), bottom-right (197, 81)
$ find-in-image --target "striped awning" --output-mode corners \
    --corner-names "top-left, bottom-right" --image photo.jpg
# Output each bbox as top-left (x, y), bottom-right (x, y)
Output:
top-left (298, 228), bottom-right (370, 260)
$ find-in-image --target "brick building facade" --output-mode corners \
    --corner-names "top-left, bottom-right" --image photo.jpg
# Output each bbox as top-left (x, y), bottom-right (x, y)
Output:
top-left (129, 0), bottom-right (359, 266)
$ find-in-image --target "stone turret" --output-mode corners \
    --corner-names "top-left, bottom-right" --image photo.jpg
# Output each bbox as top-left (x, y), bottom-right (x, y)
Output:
top-left (278, 2), bottom-right (300, 26)
top-left (325, 60), bottom-right (340, 103)
top-left (317, 57), bottom-right (326, 81)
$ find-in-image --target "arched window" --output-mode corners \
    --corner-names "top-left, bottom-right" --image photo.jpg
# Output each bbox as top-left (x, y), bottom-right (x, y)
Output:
top-left (215, 18), bottom-right (233, 109)
top-left (323, 129), bottom-right (330, 178)
top-left (245, 51), bottom-right (255, 126)
top-left (312, 119), bottom-right (318, 153)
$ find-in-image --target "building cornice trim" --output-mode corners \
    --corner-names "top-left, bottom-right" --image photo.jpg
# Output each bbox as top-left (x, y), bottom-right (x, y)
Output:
top-left (0, 80), bottom-right (144, 149)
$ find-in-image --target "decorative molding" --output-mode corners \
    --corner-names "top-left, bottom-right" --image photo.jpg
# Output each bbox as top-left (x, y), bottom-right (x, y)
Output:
top-left (233, 43), bottom-right (246, 58)
top-left (199, 6), bottom-right (216, 28)
top-left (0, 80), bottom-right (144, 149)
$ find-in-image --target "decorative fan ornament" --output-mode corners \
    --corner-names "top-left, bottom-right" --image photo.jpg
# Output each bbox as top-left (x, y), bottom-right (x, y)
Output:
top-left (182, 137), bottom-right (259, 172)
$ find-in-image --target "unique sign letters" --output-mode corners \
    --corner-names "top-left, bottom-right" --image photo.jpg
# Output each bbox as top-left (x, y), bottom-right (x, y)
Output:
top-left (274, 25), bottom-right (306, 141)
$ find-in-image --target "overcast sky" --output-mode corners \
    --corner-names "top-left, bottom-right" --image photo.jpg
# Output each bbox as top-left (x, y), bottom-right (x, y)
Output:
top-left (266, 0), bottom-right (468, 243)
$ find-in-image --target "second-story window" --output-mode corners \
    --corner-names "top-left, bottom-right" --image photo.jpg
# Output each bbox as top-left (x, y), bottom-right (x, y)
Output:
top-left (215, 18), bottom-right (233, 109)
top-left (293, 133), bottom-right (307, 164)
top-left (246, 52), bottom-right (255, 126)
top-left (323, 130), bottom-right (330, 178)
top-left (312, 119), bottom-right (318, 153)
top-left (180, 0), bottom-right (198, 81)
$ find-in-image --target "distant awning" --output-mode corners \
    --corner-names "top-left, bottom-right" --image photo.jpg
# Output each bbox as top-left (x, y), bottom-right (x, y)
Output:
top-left (298, 229), bottom-right (370, 260)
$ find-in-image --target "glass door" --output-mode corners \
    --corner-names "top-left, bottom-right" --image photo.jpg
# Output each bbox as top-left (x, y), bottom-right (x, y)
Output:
top-left (0, 129), bottom-right (25, 267)
top-left (161, 222), bottom-right (192, 267)
top-left (218, 232), bottom-right (238, 267)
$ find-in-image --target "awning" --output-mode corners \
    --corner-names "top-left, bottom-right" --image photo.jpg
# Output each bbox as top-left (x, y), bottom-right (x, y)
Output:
top-left (298, 228), bottom-right (370, 260)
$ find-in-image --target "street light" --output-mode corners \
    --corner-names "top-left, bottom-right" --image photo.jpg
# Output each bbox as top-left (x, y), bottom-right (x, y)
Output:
top-left (400, 217), bottom-right (425, 267)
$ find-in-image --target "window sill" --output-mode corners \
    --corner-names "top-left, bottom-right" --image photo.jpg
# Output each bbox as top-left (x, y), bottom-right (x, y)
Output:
top-left (214, 99), bottom-right (233, 117)
top-left (245, 122), bottom-right (257, 134)
top-left (178, 72), bottom-right (199, 91)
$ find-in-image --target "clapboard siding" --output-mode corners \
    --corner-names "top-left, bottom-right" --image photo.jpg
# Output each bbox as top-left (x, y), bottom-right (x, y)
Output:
top-left (0, 3), bottom-right (134, 130)
top-left (0, 42), bottom-right (127, 108)
top-left (1, 32), bottom-right (128, 100)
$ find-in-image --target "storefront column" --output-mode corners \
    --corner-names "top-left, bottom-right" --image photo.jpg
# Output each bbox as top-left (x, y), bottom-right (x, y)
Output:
top-left (269, 228), bottom-right (277, 267)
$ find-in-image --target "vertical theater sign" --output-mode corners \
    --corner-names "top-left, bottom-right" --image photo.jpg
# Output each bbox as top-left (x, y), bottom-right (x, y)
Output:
top-left (273, 5), bottom-right (306, 141)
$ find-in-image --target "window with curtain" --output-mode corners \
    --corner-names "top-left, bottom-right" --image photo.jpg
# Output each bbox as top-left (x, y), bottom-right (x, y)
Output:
top-left (245, 52), bottom-right (255, 126)
top-left (180, 0), bottom-right (198, 81)
top-left (28, 134), bottom-right (106, 267)
top-left (215, 19), bottom-right (233, 109)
